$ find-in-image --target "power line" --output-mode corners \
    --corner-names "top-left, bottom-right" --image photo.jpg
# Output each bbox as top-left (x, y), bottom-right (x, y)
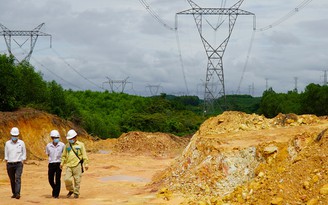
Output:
top-left (175, 29), bottom-right (189, 95)
top-left (138, 0), bottom-right (189, 95)
top-left (138, 0), bottom-right (176, 31)
top-left (51, 48), bottom-right (104, 90)
top-left (30, 56), bottom-right (82, 90)
top-left (257, 0), bottom-right (314, 31)
top-left (236, 29), bottom-right (256, 94)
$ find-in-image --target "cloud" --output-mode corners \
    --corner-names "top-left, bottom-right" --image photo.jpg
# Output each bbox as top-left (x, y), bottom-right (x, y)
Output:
top-left (0, 0), bottom-right (327, 98)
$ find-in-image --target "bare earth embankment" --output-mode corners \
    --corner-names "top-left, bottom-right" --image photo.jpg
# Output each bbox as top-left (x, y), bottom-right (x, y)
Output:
top-left (1, 108), bottom-right (328, 204)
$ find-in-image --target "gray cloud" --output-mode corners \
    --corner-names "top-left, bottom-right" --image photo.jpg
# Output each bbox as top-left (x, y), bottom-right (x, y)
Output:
top-left (0, 0), bottom-right (327, 97)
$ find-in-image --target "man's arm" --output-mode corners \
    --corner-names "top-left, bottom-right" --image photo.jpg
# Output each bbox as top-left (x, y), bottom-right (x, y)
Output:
top-left (22, 141), bottom-right (27, 163)
top-left (81, 143), bottom-right (89, 171)
top-left (4, 142), bottom-right (8, 162)
top-left (60, 144), bottom-right (67, 169)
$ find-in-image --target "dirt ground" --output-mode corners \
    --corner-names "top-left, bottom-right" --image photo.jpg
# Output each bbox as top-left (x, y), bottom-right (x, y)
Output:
top-left (1, 109), bottom-right (328, 205)
top-left (0, 152), bottom-right (184, 205)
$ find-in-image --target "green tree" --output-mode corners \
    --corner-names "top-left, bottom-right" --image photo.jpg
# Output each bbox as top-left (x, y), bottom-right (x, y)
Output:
top-left (301, 83), bottom-right (328, 116)
top-left (0, 55), bottom-right (18, 111)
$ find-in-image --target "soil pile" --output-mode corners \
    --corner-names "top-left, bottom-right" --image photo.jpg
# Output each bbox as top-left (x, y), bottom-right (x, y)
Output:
top-left (151, 111), bottom-right (328, 204)
top-left (112, 131), bottom-right (190, 157)
top-left (0, 108), bottom-right (189, 160)
top-left (0, 108), bottom-right (95, 160)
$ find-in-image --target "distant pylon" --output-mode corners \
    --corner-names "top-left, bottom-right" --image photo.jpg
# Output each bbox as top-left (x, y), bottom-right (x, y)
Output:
top-left (103, 77), bottom-right (131, 93)
top-left (0, 23), bottom-right (52, 62)
top-left (177, 0), bottom-right (255, 114)
top-left (294, 77), bottom-right (298, 92)
top-left (324, 70), bottom-right (327, 85)
top-left (146, 84), bottom-right (162, 96)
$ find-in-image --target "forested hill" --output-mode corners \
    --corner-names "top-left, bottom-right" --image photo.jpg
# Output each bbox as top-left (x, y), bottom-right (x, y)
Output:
top-left (1, 54), bottom-right (327, 139)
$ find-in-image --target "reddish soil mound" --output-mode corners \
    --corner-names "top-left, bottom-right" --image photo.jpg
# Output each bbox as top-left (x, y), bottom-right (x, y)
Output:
top-left (113, 131), bottom-right (190, 157)
top-left (150, 111), bottom-right (328, 204)
top-left (0, 108), bottom-right (95, 160)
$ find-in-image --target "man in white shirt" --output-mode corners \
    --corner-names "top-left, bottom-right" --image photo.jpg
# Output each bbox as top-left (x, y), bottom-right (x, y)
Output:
top-left (4, 127), bottom-right (26, 199)
top-left (46, 130), bottom-right (65, 198)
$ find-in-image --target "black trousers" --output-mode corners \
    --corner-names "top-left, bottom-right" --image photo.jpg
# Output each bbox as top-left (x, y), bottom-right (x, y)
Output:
top-left (7, 162), bottom-right (23, 196)
top-left (48, 162), bottom-right (62, 197)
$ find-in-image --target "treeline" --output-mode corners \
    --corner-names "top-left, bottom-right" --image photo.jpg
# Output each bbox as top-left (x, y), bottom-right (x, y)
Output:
top-left (259, 86), bottom-right (328, 117)
top-left (0, 54), bottom-right (205, 138)
top-left (1, 54), bottom-right (327, 138)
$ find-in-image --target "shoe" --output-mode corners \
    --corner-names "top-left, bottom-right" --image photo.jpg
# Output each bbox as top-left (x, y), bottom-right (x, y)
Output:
top-left (66, 191), bottom-right (73, 198)
top-left (74, 194), bottom-right (79, 198)
top-left (11, 195), bottom-right (16, 198)
top-left (15, 194), bottom-right (20, 199)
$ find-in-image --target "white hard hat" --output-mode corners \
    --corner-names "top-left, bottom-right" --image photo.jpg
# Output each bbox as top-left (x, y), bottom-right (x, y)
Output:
top-left (10, 127), bottom-right (20, 136)
top-left (50, 130), bottom-right (60, 138)
top-left (66, 129), bottom-right (77, 139)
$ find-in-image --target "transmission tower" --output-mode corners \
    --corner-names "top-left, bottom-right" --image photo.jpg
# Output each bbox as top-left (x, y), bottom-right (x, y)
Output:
top-left (177, 0), bottom-right (254, 113)
top-left (294, 77), bottom-right (298, 92)
top-left (103, 77), bottom-right (131, 93)
top-left (146, 84), bottom-right (163, 96)
top-left (324, 70), bottom-right (327, 85)
top-left (0, 23), bottom-right (52, 62)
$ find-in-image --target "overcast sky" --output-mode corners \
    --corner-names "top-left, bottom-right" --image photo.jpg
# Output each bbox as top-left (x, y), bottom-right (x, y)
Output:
top-left (0, 0), bottom-right (327, 97)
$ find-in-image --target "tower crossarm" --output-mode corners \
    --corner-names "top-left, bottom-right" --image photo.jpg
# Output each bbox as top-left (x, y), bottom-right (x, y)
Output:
top-left (177, 8), bottom-right (254, 16)
top-left (0, 30), bottom-right (52, 36)
top-left (0, 23), bottom-right (52, 62)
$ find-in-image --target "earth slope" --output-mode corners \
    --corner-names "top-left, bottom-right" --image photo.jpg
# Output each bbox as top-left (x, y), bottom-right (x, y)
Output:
top-left (151, 111), bottom-right (328, 204)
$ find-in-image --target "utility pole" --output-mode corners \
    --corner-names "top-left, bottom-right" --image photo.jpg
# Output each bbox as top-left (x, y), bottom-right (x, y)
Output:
top-left (176, 0), bottom-right (255, 114)
top-left (0, 23), bottom-right (52, 62)
top-left (324, 70), bottom-right (327, 85)
top-left (103, 77), bottom-right (131, 93)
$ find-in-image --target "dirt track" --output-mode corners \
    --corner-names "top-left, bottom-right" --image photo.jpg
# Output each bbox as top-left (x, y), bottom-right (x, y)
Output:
top-left (0, 153), bottom-right (183, 205)
top-left (1, 109), bottom-right (328, 204)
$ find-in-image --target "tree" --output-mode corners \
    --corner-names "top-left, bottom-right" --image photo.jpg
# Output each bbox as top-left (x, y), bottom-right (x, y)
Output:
top-left (0, 55), bottom-right (19, 111)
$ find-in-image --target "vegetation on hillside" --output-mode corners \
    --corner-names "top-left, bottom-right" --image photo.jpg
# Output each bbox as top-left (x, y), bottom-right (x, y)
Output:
top-left (1, 54), bottom-right (327, 138)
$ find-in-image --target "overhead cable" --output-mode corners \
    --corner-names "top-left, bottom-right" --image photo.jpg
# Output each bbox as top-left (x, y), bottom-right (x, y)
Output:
top-left (51, 48), bottom-right (104, 90)
top-left (175, 28), bottom-right (189, 95)
top-left (31, 56), bottom-right (82, 90)
top-left (257, 0), bottom-right (313, 31)
top-left (138, 0), bottom-right (176, 31)
top-left (236, 29), bottom-right (256, 94)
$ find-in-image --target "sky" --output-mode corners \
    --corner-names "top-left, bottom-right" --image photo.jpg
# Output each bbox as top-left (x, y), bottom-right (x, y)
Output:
top-left (0, 0), bottom-right (327, 98)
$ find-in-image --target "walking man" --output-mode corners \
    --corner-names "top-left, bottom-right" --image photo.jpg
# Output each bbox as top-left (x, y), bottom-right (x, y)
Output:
top-left (46, 130), bottom-right (65, 198)
top-left (60, 129), bottom-right (89, 199)
top-left (4, 127), bottom-right (26, 199)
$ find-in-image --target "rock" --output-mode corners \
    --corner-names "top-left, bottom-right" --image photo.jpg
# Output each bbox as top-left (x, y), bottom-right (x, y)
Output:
top-left (306, 198), bottom-right (319, 205)
top-left (303, 181), bottom-right (310, 190)
top-left (319, 184), bottom-right (328, 195)
top-left (270, 197), bottom-right (283, 205)
top-left (264, 145), bottom-right (278, 155)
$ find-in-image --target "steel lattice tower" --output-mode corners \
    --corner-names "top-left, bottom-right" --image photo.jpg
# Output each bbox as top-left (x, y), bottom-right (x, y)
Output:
top-left (0, 23), bottom-right (52, 62)
top-left (177, 0), bottom-right (254, 113)
top-left (103, 77), bottom-right (131, 93)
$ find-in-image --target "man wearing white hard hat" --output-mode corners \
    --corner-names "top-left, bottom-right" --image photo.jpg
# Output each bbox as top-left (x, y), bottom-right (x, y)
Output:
top-left (60, 129), bottom-right (89, 199)
top-left (46, 130), bottom-right (65, 198)
top-left (4, 127), bottom-right (26, 199)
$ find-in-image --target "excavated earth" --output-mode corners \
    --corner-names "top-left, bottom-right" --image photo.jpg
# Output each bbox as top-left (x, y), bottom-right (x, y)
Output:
top-left (0, 108), bottom-right (328, 205)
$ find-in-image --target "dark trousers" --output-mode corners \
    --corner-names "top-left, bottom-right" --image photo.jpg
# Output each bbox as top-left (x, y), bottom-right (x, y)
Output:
top-left (48, 162), bottom-right (62, 197)
top-left (6, 162), bottom-right (23, 196)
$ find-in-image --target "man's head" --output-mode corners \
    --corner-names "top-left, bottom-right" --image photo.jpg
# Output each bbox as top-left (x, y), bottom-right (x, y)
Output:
top-left (50, 130), bottom-right (60, 143)
top-left (10, 127), bottom-right (19, 142)
top-left (66, 129), bottom-right (77, 144)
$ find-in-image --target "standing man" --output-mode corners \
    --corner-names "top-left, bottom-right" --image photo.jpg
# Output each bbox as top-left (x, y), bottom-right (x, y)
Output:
top-left (46, 130), bottom-right (65, 198)
top-left (60, 129), bottom-right (89, 199)
top-left (4, 127), bottom-right (26, 199)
